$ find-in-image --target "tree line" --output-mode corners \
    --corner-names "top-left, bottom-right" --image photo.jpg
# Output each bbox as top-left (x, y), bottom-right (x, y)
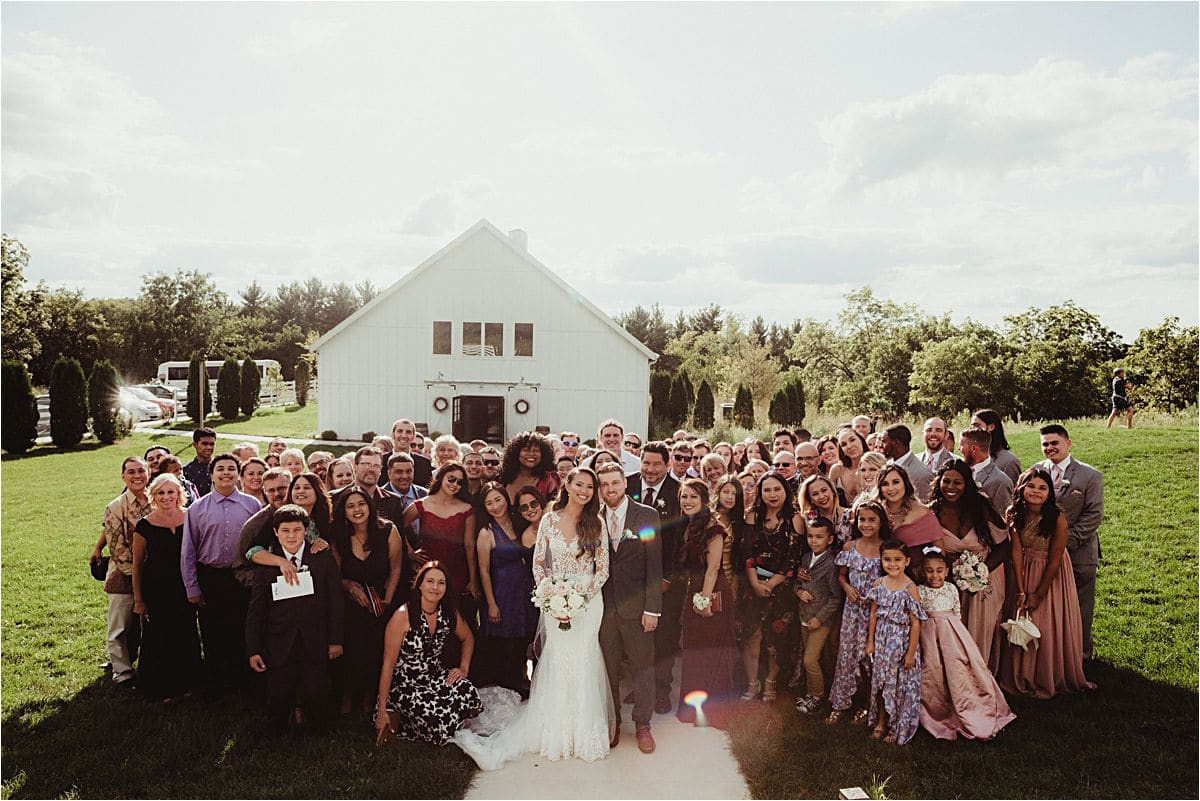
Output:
top-left (620, 287), bottom-right (1197, 436)
top-left (1, 235), bottom-right (375, 388)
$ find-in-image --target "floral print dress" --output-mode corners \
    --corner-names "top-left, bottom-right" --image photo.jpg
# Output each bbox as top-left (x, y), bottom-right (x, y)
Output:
top-left (740, 518), bottom-right (802, 655)
top-left (380, 605), bottom-right (483, 745)
top-left (866, 581), bottom-right (927, 745)
top-left (828, 545), bottom-right (882, 711)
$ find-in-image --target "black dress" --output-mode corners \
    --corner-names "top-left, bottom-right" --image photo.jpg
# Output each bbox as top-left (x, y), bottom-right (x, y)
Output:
top-left (339, 532), bottom-right (392, 708)
top-left (134, 519), bottom-right (202, 699)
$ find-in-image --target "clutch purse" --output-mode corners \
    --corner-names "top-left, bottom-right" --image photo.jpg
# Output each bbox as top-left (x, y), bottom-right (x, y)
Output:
top-left (362, 583), bottom-right (386, 618)
top-left (90, 556), bottom-right (109, 581)
top-left (710, 591), bottom-right (723, 613)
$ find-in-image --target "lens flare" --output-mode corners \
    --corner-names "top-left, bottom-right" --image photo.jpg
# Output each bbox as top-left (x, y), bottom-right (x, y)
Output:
top-left (683, 690), bottom-right (709, 707)
top-left (637, 527), bottom-right (656, 541)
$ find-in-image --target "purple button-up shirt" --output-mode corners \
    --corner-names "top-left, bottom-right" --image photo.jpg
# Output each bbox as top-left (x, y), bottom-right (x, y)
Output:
top-left (181, 488), bottom-right (261, 597)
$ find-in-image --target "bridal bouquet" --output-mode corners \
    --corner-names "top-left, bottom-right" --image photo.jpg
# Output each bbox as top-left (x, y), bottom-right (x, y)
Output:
top-left (532, 576), bottom-right (589, 630)
top-left (952, 551), bottom-right (990, 594)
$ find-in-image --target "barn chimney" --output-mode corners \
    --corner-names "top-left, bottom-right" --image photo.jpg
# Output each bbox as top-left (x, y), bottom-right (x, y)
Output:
top-left (508, 228), bottom-right (528, 252)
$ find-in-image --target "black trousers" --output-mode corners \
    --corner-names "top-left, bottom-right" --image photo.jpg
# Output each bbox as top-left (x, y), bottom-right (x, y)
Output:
top-left (654, 582), bottom-right (686, 703)
top-left (266, 640), bottom-right (331, 734)
top-left (197, 564), bottom-right (248, 690)
top-left (601, 611), bottom-right (656, 726)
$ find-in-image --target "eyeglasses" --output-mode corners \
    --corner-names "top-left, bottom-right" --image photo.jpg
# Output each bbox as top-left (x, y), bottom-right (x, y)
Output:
top-left (562, 440), bottom-right (579, 447)
top-left (482, 459), bottom-right (500, 466)
top-left (673, 455), bottom-right (692, 462)
top-left (774, 462), bottom-right (795, 468)
top-left (518, 500), bottom-right (542, 512)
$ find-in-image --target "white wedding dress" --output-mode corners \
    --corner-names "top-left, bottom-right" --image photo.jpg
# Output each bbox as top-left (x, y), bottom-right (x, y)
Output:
top-left (454, 510), bottom-right (615, 770)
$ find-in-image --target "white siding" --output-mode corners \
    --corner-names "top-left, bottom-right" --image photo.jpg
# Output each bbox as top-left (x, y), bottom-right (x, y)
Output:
top-left (316, 223), bottom-right (652, 442)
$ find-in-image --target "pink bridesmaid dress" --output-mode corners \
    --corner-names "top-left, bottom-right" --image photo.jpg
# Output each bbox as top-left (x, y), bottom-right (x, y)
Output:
top-left (939, 522), bottom-right (1008, 672)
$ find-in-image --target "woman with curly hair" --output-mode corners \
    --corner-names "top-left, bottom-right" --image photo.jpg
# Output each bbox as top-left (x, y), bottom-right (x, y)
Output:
top-left (929, 460), bottom-right (1009, 669)
top-left (999, 468), bottom-right (1095, 698)
top-left (499, 431), bottom-right (561, 504)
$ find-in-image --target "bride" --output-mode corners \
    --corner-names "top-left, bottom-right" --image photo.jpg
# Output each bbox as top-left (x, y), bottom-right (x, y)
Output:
top-left (455, 466), bottom-right (615, 769)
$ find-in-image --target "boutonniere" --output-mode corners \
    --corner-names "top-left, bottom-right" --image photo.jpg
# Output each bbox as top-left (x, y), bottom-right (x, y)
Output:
top-left (1059, 479), bottom-right (1072, 491)
top-left (655, 498), bottom-right (666, 511)
top-left (621, 528), bottom-right (639, 543)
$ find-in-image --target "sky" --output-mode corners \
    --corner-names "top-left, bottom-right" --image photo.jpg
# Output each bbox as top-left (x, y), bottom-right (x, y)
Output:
top-left (2, 1), bottom-right (1197, 340)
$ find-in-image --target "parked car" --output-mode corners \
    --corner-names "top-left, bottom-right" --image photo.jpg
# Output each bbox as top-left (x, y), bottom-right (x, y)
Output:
top-left (132, 384), bottom-right (179, 417)
top-left (36, 394), bottom-right (50, 436)
top-left (119, 388), bottom-right (163, 423)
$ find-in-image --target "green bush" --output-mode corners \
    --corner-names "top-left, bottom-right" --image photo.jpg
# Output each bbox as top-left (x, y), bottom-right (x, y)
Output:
top-left (768, 386), bottom-right (788, 426)
top-left (786, 375), bottom-right (806, 426)
top-left (668, 373), bottom-right (689, 427)
top-left (320, 429), bottom-right (339, 441)
top-left (87, 360), bottom-right (122, 444)
top-left (362, 431), bottom-right (376, 442)
top-left (1, 360), bottom-right (39, 454)
top-left (217, 358), bottom-right (241, 419)
top-left (239, 358), bottom-right (261, 417)
top-left (50, 357), bottom-right (88, 449)
top-left (295, 361), bottom-right (310, 407)
top-left (649, 371), bottom-right (671, 421)
top-left (733, 383), bottom-right (754, 429)
top-left (693, 380), bottom-right (715, 429)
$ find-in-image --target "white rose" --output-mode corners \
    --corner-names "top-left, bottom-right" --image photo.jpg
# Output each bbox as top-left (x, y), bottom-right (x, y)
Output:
top-left (567, 593), bottom-right (585, 611)
top-left (549, 595), bottom-right (568, 614)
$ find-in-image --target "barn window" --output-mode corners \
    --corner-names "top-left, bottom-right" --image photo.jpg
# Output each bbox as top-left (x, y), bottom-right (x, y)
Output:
top-left (433, 321), bottom-right (451, 355)
top-left (462, 322), bottom-right (482, 355)
top-left (485, 323), bottom-right (503, 357)
top-left (515, 323), bottom-right (534, 357)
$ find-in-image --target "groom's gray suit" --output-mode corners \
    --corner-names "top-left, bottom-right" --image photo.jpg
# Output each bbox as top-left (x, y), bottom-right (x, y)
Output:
top-left (599, 497), bottom-right (662, 729)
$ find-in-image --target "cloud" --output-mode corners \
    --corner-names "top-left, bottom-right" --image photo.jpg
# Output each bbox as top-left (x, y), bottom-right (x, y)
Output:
top-left (3, 170), bottom-right (123, 229)
top-left (814, 55), bottom-right (1197, 197)
top-left (513, 129), bottom-right (725, 168)
top-left (246, 18), bottom-right (347, 60)
top-left (398, 191), bottom-right (460, 236)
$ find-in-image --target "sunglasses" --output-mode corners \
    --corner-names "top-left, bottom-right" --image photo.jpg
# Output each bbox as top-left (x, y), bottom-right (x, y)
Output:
top-left (518, 500), bottom-right (542, 512)
top-left (774, 462), bottom-right (795, 468)
top-left (443, 475), bottom-right (463, 485)
top-left (562, 440), bottom-right (579, 447)
top-left (482, 459), bottom-right (500, 466)
top-left (673, 455), bottom-right (693, 462)
top-left (624, 441), bottom-right (640, 448)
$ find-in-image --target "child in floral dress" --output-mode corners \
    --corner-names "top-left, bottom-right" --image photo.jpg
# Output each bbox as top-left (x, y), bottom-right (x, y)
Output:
top-left (826, 499), bottom-right (889, 726)
top-left (865, 539), bottom-right (926, 745)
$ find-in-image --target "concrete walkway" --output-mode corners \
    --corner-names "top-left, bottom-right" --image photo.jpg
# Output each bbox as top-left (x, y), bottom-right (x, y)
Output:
top-left (464, 664), bottom-right (750, 800)
top-left (132, 423), bottom-right (345, 448)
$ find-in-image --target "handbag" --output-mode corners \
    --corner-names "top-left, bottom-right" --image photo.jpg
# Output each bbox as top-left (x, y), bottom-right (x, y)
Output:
top-left (361, 583), bottom-right (386, 618)
top-left (90, 556), bottom-right (109, 581)
top-left (1001, 610), bottom-right (1041, 651)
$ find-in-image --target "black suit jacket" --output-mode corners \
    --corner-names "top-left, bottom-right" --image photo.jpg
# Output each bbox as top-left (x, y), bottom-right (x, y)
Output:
top-left (245, 547), bottom-right (344, 668)
top-left (411, 453), bottom-right (433, 489)
top-left (625, 474), bottom-right (684, 581)
top-left (601, 500), bottom-right (663, 621)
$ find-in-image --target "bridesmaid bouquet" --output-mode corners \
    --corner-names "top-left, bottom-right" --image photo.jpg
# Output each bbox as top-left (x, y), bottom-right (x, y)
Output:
top-left (533, 577), bottom-right (589, 630)
top-left (952, 552), bottom-right (990, 594)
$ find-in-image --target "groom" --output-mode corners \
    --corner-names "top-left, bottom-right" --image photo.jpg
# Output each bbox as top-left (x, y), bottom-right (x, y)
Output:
top-left (596, 463), bottom-right (663, 754)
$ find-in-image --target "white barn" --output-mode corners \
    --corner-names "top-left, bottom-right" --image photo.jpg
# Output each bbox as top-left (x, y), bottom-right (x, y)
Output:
top-left (311, 220), bottom-right (657, 444)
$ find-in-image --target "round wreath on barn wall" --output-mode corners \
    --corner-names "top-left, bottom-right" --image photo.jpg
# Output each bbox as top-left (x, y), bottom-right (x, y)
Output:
top-left (514, 399), bottom-right (530, 415)
top-left (433, 396), bottom-right (449, 413)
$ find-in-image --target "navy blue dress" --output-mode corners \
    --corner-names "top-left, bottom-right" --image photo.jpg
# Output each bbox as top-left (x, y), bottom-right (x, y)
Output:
top-left (477, 522), bottom-right (536, 693)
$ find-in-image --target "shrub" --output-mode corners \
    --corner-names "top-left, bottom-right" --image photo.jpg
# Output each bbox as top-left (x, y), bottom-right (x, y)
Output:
top-left (768, 386), bottom-right (788, 426)
top-left (87, 360), bottom-right (122, 444)
top-left (668, 373), bottom-right (689, 427)
top-left (649, 370), bottom-right (671, 421)
top-left (295, 361), bottom-right (310, 407)
top-left (185, 353), bottom-right (213, 421)
top-left (693, 380), bottom-right (715, 429)
top-left (362, 431), bottom-right (377, 442)
top-left (320, 429), bottom-right (339, 441)
top-left (786, 375), bottom-right (806, 426)
top-left (733, 383), bottom-right (754, 429)
top-left (50, 357), bottom-right (88, 449)
top-left (239, 358), bottom-right (261, 417)
top-left (216, 358), bottom-right (241, 419)
top-left (1, 360), bottom-right (39, 454)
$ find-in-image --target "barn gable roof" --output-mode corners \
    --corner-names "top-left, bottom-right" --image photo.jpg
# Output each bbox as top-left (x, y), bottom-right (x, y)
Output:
top-left (310, 219), bottom-right (657, 361)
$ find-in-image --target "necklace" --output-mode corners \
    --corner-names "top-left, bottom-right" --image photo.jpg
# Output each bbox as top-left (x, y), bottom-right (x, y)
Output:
top-left (885, 503), bottom-right (906, 527)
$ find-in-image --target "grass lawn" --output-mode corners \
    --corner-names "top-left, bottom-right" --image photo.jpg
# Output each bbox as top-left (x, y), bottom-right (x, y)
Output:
top-left (2, 420), bottom-right (1197, 798)
top-left (166, 403), bottom-right (319, 439)
top-left (728, 420), bottom-right (1199, 799)
top-left (1, 433), bottom-right (474, 799)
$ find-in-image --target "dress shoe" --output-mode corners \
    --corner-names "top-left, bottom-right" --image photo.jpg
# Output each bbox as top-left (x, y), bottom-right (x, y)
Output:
top-left (654, 697), bottom-right (672, 715)
top-left (610, 728), bottom-right (620, 748)
top-left (635, 725), bottom-right (656, 754)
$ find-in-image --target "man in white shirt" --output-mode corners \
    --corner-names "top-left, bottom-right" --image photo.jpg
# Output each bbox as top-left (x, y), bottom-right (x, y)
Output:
top-left (959, 427), bottom-right (1012, 518)
top-left (598, 419), bottom-right (641, 475)
top-left (668, 441), bottom-right (694, 483)
top-left (882, 424), bottom-right (933, 503)
top-left (919, 417), bottom-right (954, 473)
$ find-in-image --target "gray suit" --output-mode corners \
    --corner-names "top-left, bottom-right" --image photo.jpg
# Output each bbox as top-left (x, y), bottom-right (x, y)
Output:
top-left (599, 500), bottom-right (663, 727)
top-left (919, 449), bottom-right (954, 474)
top-left (895, 452), bottom-right (934, 503)
top-left (994, 449), bottom-right (1022, 484)
top-left (973, 462), bottom-right (1014, 520)
top-left (1039, 457), bottom-right (1104, 660)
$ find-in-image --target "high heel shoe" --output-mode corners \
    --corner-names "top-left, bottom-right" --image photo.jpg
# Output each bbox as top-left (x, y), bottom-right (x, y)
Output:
top-left (761, 678), bottom-right (778, 702)
top-left (740, 680), bottom-right (761, 701)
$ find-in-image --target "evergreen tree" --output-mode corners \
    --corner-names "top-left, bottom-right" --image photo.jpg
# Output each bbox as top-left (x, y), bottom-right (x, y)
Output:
top-left (1, 360), bottom-right (39, 454)
top-left (786, 375), bottom-right (806, 426)
top-left (50, 356), bottom-right (88, 448)
top-left (693, 379), bottom-right (715, 429)
top-left (668, 373), bottom-right (689, 427)
top-left (240, 358), bottom-right (261, 417)
top-left (649, 371), bottom-right (671, 420)
top-left (186, 353), bottom-right (212, 421)
top-left (217, 358), bottom-right (241, 419)
top-left (768, 387), bottom-right (788, 425)
top-left (680, 372), bottom-right (695, 418)
top-left (733, 383), bottom-right (754, 429)
top-left (295, 360), bottom-right (310, 406)
top-left (88, 359), bottom-right (123, 444)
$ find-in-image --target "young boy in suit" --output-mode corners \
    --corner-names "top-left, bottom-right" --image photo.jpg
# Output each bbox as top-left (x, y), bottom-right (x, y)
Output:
top-left (246, 504), bottom-right (344, 734)
top-left (791, 517), bottom-right (845, 713)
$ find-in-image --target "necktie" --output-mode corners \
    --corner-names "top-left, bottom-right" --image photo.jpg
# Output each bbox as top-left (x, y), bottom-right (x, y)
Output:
top-left (644, 487), bottom-right (655, 507)
top-left (291, 555), bottom-right (300, 568)
top-left (609, 509), bottom-right (620, 552)
top-left (1052, 464), bottom-right (1063, 494)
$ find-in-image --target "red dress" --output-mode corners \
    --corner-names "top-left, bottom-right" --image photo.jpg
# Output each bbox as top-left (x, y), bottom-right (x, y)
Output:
top-left (415, 499), bottom-right (472, 593)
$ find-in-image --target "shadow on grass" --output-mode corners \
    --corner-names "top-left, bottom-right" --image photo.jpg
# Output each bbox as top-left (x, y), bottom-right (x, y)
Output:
top-left (728, 659), bottom-right (1198, 799)
top-left (2, 679), bottom-right (476, 799)
top-left (1, 441), bottom-right (111, 462)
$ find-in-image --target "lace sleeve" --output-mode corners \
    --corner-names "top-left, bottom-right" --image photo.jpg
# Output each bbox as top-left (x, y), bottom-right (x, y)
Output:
top-left (590, 515), bottom-right (609, 596)
top-left (532, 513), bottom-right (552, 585)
